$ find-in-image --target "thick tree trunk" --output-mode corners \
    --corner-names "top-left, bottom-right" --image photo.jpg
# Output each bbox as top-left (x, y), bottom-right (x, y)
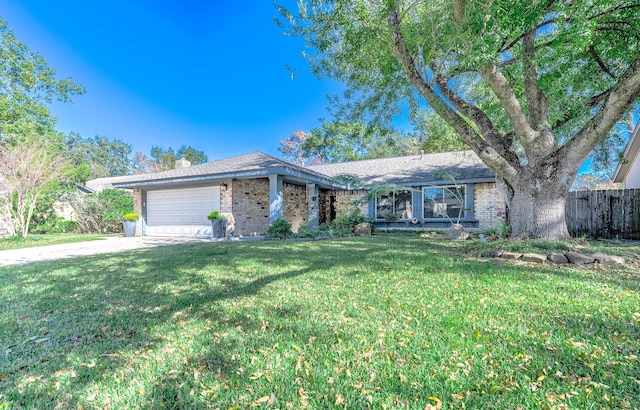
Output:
top-left (507, 165), bottom-right (573, 240)
top-left (509, 189), bottom-right (570, 240)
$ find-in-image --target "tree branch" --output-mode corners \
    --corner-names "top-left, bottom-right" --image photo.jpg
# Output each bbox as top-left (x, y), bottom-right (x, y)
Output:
top-left (589, 3), bottom-right (640, 20)
top-left (559, 55), bottom-right (640, 162)
top-left (478, 62), bottom-right (537, 149)
top-left (432, 74), bottom-right (520, 167)
top-left (386, 11), bottom-right (518, 182)
top-left (589, 45), bottom-right (617, 79)
top-left (522, 29), bottom-right (550, 132)
top-left (499, 19), bottom-right (556, 53)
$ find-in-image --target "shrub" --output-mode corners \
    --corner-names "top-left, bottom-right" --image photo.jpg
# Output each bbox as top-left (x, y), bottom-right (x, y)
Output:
top-left (72, 189), bottom-right (134, 233)
top-left (267, 218), bottom-right (293, 239)
top-left (296, 225), bottom-right (312, 237)
top-left (30, 217), bottom-right (78, 234)
top-left (331, 207), bottom-right (367, 233)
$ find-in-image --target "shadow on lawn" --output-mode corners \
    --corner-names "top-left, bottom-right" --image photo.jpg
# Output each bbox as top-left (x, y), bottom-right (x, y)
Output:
top-left (1, 236), bottom-right (638, 407)
top-left (1, 238), bottom-right (384, 407)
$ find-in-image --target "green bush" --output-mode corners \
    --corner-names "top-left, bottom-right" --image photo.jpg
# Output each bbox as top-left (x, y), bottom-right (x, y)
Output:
top-left (30, 217), bottom-right (78, 234)
top-left (72, 189), bottom-right (134, 233)
top-left (331, 207), bottom-right (367, 233)
top-left (296, 225), bottom-right (312, 237)
top-left (267, 218), bottom-right (293, 239)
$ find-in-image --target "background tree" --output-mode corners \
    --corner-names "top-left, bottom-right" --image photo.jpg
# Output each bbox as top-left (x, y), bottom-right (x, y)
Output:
top-left (0, 132), bottom-right (68, 237)
top-left (133, 145), bottom-right (209, 173)
top-left (279, 122), bottom-right (420, 164)
top-left (304, 121), bottom-right (375, 163)
top-left (278, 130), bottom-right (315, 164)
top-left (279, 0), bottom-right (640, 239)
top-left (65, 132), bottom-right (133, 180)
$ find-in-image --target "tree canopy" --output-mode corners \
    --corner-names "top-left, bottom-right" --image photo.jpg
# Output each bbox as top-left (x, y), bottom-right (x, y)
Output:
top-left (279, 0), bottom-right (640, 239)
top-left (65, 133), bottom-right (133, 181)
top-left (279, 121), bottom-right (421, 164)
top-left (0, 17), bottom-right (83, 136)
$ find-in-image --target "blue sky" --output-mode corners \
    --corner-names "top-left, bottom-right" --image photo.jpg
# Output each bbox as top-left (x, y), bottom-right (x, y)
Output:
top-left (2, 0), bottom-right (341, 160)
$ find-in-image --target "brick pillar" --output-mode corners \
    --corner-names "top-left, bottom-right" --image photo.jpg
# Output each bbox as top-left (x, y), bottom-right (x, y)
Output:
top-left (220, 179), bottom-right (233, 213)
top-left (133, 188), bottom-right (143, 236)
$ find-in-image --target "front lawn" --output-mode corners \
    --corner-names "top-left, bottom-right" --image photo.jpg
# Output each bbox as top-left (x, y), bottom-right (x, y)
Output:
top-left (1, 236), bottom-right (638, 408)
top-left (0, 233), bottom-right (110, 251)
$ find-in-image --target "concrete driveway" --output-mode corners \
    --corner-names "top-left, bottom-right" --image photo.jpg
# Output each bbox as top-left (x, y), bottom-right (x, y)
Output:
top-left (0, 236), bottom-right (234, 267)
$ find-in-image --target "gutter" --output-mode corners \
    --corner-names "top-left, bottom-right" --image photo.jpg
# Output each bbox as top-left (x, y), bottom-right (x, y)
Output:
top-left (112, 167), bottom-right (349, 190)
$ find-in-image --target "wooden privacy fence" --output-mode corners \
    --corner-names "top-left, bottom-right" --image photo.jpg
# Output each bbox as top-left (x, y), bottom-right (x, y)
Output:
top-left (566, 189), bottom-right (640, 239)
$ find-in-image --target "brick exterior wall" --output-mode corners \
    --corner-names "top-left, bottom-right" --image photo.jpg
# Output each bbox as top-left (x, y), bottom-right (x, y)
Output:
top-left (220, 178), bottom-right (233, 213)
top-left (232, 178), bottom-right (270, 236)
top-left (474, 182), bottom-right (505, 228)
top-left (335, 190), bottom-right (368, 217)
top-left (283, 183), bottom-right (307, 232)
top-left (133, 188), bottom-right (142, 236)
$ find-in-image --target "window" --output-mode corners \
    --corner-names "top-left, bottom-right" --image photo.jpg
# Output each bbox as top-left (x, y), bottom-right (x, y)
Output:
top-left (423, 186), bottom-right (466, 220)
top-left (375, 190), bottom-right (413, 220)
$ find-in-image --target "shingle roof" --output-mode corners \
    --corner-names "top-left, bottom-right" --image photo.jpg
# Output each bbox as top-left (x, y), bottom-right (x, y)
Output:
top-left (307, 150), bottom-right (495, 185)
top-left (93, 150), bottom-right (495, 190)
top-left (107, 151), bottom-right (333, 188)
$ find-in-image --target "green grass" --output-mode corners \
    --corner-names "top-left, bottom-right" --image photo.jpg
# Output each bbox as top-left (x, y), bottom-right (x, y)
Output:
top-left (1, 236), bottom-right (638, 409)
top-left (0, 234), bottom-right (110, 251)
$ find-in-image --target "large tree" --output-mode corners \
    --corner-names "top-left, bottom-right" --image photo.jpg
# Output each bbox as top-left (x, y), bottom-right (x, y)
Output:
top-left (279, 0), bottom-right (640, 239)
top-left (0, 17), bottom-right (83, 236)
top-left (0, 18), bottom-right (83, 136)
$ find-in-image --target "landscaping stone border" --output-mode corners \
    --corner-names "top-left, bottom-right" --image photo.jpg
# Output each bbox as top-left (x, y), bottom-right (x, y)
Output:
top-left (475, 249), bottom-right (635, 266)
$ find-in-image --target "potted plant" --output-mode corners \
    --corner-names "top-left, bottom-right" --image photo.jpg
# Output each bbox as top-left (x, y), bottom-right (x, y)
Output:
top-left (122, 213), bottom-right (140, 237)
top-left (207, 210), bottom-right (227, 238)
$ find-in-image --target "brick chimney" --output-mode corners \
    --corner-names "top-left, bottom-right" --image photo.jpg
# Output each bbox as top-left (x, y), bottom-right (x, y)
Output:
top-left (175, 154), bottom-right (191, 169)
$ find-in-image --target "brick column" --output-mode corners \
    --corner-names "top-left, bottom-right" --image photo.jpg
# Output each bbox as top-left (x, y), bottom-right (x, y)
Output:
top-left (220, 179), bottom-right (233, 213)
top-left (133, 188), bottom-right (143, 236)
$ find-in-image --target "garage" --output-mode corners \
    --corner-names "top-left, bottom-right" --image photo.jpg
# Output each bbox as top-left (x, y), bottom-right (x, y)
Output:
top-left (145, 186), bottom-right (220, 237)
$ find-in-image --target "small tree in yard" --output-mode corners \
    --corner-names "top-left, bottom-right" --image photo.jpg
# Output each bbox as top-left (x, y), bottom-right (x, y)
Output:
top-left (0, 134), bottom-right (68, 237)
top-left (279, 0), bottom-right (640, 239)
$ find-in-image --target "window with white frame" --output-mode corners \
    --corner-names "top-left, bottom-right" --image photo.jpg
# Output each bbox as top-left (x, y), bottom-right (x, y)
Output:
top-left (423, 186), bottom-right (466, 220)
top-left (375, 190), bottom-right (413, 220)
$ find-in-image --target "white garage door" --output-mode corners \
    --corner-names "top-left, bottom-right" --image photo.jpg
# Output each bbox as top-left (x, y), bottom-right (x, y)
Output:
top-left (146, 186), bottom-right (220, 237)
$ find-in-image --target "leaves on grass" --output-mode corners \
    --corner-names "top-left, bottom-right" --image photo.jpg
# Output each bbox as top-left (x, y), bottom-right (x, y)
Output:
top-left (1, 236), bottom-right (638, 408)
